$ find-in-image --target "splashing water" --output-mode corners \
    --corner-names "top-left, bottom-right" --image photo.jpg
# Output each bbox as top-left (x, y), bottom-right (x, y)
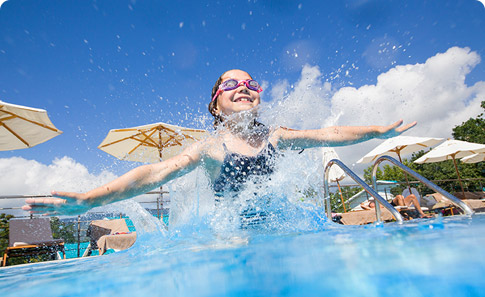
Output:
top-left (3, 129), bottom-right (485, 296)
top-left (3, 75), bottom-right (485, 296)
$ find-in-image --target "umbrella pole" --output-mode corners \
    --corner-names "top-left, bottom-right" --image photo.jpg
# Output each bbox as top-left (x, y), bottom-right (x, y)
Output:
top-left (156, 196), bottom-right (160, 220)
top-left (452, 156), bottom-right (466, 198)
top-left (398, 154), bottom-right (412, 194)
top-left (157, 141), bottom-right (164, 221)
top-left (336, 180), bottom-right (346, 213)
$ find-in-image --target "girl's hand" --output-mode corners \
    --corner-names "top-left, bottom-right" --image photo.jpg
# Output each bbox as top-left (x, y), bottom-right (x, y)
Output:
top-left (22, 191), bottom-right (93, 216)
top-left (376, 119), bottom-right (417, 139)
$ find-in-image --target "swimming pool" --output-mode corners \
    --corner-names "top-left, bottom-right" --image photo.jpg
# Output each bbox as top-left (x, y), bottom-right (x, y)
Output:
top-left (1, 202), bottom-right (485, 297)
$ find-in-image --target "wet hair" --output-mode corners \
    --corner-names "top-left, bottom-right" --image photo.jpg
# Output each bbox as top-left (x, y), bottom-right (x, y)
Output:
top-left (208, 71), bottom-right (229, 128)
top-left (208, 70), bottom-right (264, 129)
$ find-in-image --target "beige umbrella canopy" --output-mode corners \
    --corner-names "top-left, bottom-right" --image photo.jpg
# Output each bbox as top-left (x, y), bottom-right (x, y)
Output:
top-left (461, 153), bottom-right (485, 164)
top-left (414, 139), bottom-right (485, 195)
top-left (357, 136), bottom-right (444, 164)
top-left (357, 136), bottom-right (444, 195)
top-left (98, 122), bottom-right (210, 163)
top-left (415, 139), bottom-right (485, 163)
top-left (0, 100), bottom-right (62, 151)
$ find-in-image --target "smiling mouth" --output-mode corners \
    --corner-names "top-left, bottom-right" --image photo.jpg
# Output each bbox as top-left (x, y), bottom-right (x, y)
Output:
top-left (233, 97), bottom-right (254, 103)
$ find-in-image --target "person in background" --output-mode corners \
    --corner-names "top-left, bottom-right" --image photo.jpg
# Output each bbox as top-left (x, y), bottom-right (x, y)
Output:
top-left (360, 194), bottom-right (432, 218)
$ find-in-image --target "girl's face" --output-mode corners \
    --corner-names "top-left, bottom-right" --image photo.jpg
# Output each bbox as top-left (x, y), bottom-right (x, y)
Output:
top-left (215, 69), bottom-right (261, 117)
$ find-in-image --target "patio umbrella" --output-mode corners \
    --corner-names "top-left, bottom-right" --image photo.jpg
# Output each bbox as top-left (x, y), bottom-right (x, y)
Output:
top-left (357, 136), bottom-right (444, 164)
top-left (99, 122), bottom-right (210, 218)
top-left (0, 100), bottom-right (62, 151)
top-left (414, 139), bottom-right (485, 196)
top-left (357, 136), bottom-right (444, 196)
top-left (461, 153), bottom-right (485, 164)
top-left (98, 122), bottom-right (209, 163)
top-left (322, 147), bottom-right (347, 211)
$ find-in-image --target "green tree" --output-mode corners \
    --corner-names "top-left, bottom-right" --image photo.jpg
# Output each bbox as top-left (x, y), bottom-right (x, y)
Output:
top-left (452, 101), bottom-right (485, 144)
top-left (50, 217), bottom-right (76, 244)
top-left (363, 161), bottom-right (412, 184)
top-left (328, 186), bottom-right (362, 213)
top-left (0, 213), bottom-right (14, 257)
top-left (450, 100), bottom-right (485, 189)
top-left (363, 159), bottom-right (415, 195)
top-left (409, 150), bottom-right (471, 193)
top-left (299, 185), bottom-right (361, 213)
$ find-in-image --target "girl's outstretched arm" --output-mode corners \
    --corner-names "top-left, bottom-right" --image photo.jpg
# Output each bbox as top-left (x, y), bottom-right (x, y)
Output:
top-left (22, 143), bottom-right (204, 215)
top-left (274, 120), bottom-right (416, 150)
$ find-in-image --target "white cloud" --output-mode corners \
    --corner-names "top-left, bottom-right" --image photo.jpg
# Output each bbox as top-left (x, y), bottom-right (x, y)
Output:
top-left (265, 46), bottom-right (485, 176)
top-left (0, 156), bottom-right (118, 216)
top-left (331, 46), bottom-right (482, 137)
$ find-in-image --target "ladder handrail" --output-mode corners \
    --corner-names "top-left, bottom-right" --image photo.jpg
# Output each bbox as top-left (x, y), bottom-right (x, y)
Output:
top-left (371, 156), bottom-right (474, 215)
top-left (324, 159), bottom-right (404, 224)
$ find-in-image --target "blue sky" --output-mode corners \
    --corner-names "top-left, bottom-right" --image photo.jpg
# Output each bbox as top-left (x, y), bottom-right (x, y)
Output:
top-left (1, 0), bottom-right (484, 209)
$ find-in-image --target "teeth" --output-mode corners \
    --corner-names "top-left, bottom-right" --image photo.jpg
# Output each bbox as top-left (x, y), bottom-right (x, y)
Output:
top-left (235, 98), bottom-right (251, 102)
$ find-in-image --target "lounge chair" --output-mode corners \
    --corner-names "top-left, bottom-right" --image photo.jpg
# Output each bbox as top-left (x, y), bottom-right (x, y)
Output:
top-left (427, 192), bottom-right (485, 214)
top-left (338, 209), bottom-right (395, 225)
top-left (83, 219), bottom-right (136, 256)
top-left (473, 192), bottom-right (485, 199)
top-left (447, 192), bottom-right (485, 212)
top-left (422, 193), bottom-right (463, 216)
top-left (463, 199), bottom-right (485, 212)
top-left (452, 192), bottom-right (482, 200)
top-left (2, 218), bottom-right (65, 266)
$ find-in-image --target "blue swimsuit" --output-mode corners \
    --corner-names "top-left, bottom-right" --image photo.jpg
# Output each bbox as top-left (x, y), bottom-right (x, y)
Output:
top-left (213, 141), bottom-right (277, 197)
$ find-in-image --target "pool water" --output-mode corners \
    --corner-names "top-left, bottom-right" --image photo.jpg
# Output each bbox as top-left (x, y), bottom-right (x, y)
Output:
top-left (1, 207), bottom-right (485, 297)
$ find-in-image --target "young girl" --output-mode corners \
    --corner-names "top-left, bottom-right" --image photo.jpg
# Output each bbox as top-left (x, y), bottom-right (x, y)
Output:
top-left (23, 69), bottom-right (416, 215)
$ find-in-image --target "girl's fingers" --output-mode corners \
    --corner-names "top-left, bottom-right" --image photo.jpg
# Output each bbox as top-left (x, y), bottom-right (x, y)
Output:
top-left (391, 119), bottom-right (404, 129)
top-left (23, 197), bottom-right (68, 216)
top-left (51, 191), bottom-right (80, 199)
top-left (396, 121), bottom-right (417, 131)
top-left (25, 197), bottom-right (66, 205)
top-left (377, 120), bottom-right (417, 139)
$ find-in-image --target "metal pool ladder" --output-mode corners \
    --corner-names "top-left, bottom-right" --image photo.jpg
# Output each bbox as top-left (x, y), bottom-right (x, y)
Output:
top-left (324, 156), bottom-right (474, 224)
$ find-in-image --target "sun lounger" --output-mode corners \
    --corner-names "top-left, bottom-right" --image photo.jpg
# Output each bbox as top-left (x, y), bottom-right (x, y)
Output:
top-left (463, 199), bottom-right (485, 212)
top-left (2, 218), bottom-right (65, 266)
top-left (473, 192), bottom-right (485, 199)
top-left (339, 208), bottom-right (395, 225)
top-left (425, 193), bottom-right (485, 214)
top-left (83, 219), bottom-right (136, 256)
top-left (453, 192), bottom-right (482, 200)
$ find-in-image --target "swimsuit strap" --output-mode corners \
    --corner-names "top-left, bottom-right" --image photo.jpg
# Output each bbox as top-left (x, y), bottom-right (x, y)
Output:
top-left (222, 142), bottom-right (229, 153)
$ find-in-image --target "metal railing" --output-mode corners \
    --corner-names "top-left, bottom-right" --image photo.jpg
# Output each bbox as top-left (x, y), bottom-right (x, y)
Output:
top-left (324, 159), bottom-right (404, 224)
top-left (372, 156), bottom-right (474, 215)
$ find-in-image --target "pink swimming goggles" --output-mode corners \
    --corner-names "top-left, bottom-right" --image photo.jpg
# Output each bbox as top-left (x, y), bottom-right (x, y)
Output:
top-left (212, 79), bottom-right (263, 102)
